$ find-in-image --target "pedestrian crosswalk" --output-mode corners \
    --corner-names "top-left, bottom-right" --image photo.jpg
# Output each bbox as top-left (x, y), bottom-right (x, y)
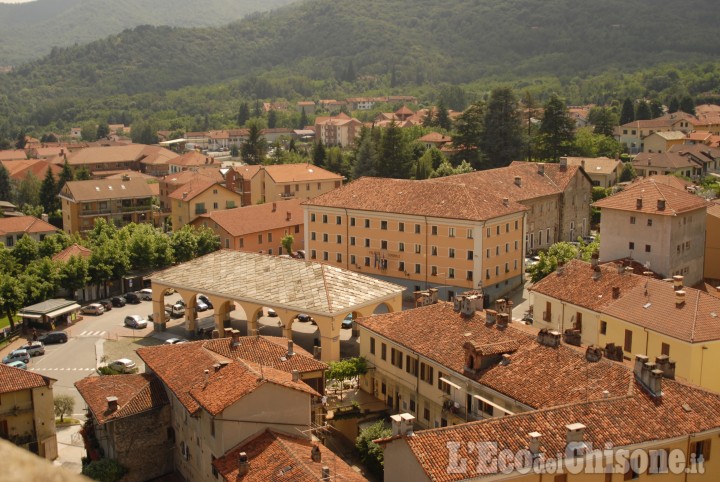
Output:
top-left (77, 330), bottom-right (107, 337)
top-left (29, 367), bottom-right (95, 371)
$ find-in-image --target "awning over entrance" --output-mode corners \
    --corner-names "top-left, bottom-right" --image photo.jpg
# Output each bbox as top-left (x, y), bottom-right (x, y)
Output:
top-left (19, 313), bottom-right (42, 319)
top-left (45, 304), bottom-right (81, 319)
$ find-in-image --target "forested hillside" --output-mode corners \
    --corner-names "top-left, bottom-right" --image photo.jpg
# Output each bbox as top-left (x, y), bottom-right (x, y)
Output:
top-left (1, 0), bottom-right (720, 136)
top-left (0, 0), bottom-right (300, 67)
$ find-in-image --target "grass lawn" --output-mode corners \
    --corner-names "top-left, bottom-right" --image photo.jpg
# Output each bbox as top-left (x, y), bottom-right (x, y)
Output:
top-left (0, 314), bottom-right (12, 330)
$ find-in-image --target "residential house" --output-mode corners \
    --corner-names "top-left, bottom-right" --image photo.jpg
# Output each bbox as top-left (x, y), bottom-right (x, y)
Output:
top-left (0, 201), bottom-right (21, 217)
top-left (303, 177), bottom-right (528, 302)
top-left (169, 178), bottom-right (242, 231)
top-left (614, 112), bottom-right (699, 153)
top-left (567, 105), bottom-right (592, 128)
top-left (260, 128), bottom-right (294, 144)
top-left (418, 132), bottom-right (453, 150)
top-left (0, 364), bottom-right (57, 460)
top-left (562, 156), bottom-right (622, 187)
top-left (632, 150), bottom-right (703, 178)
top-left (64, 144), bottom-right (176, 176)
top-left (705, 202), bottom-right (720, 281)
top-left (695, 110), bottom-right (720, 134)
top-left (137, 337), bottom-right (322, 482)
top-left (0, 149), bottom-right (30, 161)
top-left (0, 216), bottom-right (57, 247)
top-left (59, 179), bottom-right (155, 234)
top-left (190, 199), bottom-right (304, 254)
top-left (314, 113), bottom-right (362, 147)
top-left (296, 101), bottom-right (316, 115)
top-left (184, 132), bottom-right (210, 150)
top-left (434, 159), bottom-right (593, 253)
top-left (347, 97), bottom-right (381, 110)
top-left (642, 130), bottom-right (687, 153)
top-left (317, 99), bottom-right (347, 112)
top-left (379, 360), bottom-right (720, 481)
top-left (74, 374), bottom-right (172, 482)
top-left (213, 429), bottom-right (366, 481)
top-left (159, 169), bottom-right (225, 214)
top-left (593, 177), bottom-right (708, 284)
top-left (167, 151), bottom-right (218, 175)
top-left (225, 163), bottom-right (343, 206)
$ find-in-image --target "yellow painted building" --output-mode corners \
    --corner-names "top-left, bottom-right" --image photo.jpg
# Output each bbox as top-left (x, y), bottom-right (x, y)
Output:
top-left (705, 202), bottom-right (720, 280)
top-left (0, 364), bottom-right (57, 460)
top-left (304, 177), bottom-right (527, 302)
top-left (169, 178), bottom-right (242, 230)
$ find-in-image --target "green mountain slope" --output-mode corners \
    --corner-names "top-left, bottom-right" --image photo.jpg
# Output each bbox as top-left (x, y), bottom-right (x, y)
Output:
top-left (0, 0), bottom-right (300, 67)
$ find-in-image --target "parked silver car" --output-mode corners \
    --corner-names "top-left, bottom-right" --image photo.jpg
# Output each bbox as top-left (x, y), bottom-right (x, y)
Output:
top-left (19, 341), bottom-right (45, 357)
top-left (124, 315), bottom-right (148, 329)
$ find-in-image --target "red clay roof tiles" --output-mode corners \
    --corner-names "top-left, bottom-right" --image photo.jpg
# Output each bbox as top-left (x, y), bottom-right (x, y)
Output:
top-left (592, 178), bottom-right (708, 215)
top-left (0, 363), bottom-right (53, 394)
top-left (74, 374), bottom-right (168, 424)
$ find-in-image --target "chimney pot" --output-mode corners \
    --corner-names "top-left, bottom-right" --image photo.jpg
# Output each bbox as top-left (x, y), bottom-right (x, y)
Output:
top-left (559, 157), bottom-right (568, 170)
top-left (292, 369), bottom-right (300, 382)
top-left (672, 275), bottom-right (684, 290)
top-left (272, 202), bottom-right (276, 212)
top-left (238, 452), bottom-right (249, 475)
top-left (537, 163), bottom-right (545, 175)
top-left (311, 444), bottom-right (321, 462)
top-left (528, 432), bottom-right (542, 456)
top-left (106, 396), bottom-right (118, 412)
top-left (612, 286), bottom-right (620, 299)
top-left (502, 197), bottom-right (509, 207)
top-left (231, 329), bottom-right (241, 347)
top-left (675, 290), bottom-right (686, 306)
top-left (514, 176), bottom-right (522, 187)
top-left (390, 414), bottom-right (403, 436)
top-left (288, 340), bottom-right (295, 356)
top-left (565, 423), bottom-right (586, 444)
top-left (322, 467), bottom-right (330, 479)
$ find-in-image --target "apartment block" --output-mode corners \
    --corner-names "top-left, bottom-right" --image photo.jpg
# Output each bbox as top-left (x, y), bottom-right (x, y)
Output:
top-left (169, 178), bottom-right (242, 230)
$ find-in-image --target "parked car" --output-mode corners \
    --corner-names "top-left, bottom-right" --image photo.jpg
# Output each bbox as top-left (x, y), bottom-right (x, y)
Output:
top-left (341, 314), bottom-right (354, 329)
top-left (198, 295), bottom-right (213, 309)
top-left (6, 360), bottom-right (27, 370)
top-left (164, 338), bottom-right (188, 345)
top-left (138, 288), bottom-right (153, 301)
top-left (165, 303), bottom-right (185, 319)
top-left (296, 313), bottom-right (314, 323)
top-left (124, 315), bottom-right (148, 329)
top-left (295, 250), bottom-right (306, 259)
top-left (38, 331), bottom-right (67, 344)
top-left (98, 300), bottom-right (113, 311)
top-left (266, 308), bottom-right (278, 317)
top-left (111, 296), bottom-right (126, 307)
top-left (81, 303), bottom-right (105, 316)
top-left (19, 341), bottom-right (45, 356)
top-left (123, 292), bottom-right (141, 304)
top-left (108, 358), bottom-right (137, 373)
top-left (3, 349), bottom-right (30, 365)
top-left (195, 299), bottom-right (209, 312)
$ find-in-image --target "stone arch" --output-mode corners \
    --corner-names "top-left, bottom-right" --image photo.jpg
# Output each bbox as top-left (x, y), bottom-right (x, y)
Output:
top-left (372, 301), bottom-right (394, 315)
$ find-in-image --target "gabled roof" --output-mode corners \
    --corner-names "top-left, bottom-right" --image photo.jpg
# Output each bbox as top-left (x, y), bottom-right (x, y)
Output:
top-left (648, 130), bottom-right (687, 141)
top-left (151, 250), bottom-right (404, 316)
top-left (418, 132), bottom-right (452, 144)
top-left (592, 178), bottom-right (708, 215)
top-left (137, 341), bottom-right (318, 416)
top-left (560, 156), bottom-right (621, 175)
top-left (645, 174), bottom-right (693, 191)
top-left (0, 150), bottom-right (29, 161)
top-left (103, 170), bottom-right (157, 181)
top-left (263, 163), bottom-right (342, 183)
top-left (1, 159), bottom-right (62, 181)
top-left (168, 178), bottom-right (231, 202)
top-left (214, 429), bottom-right (367, 482)
top-left (356, 302), bottom-right (633, 409)
top-left (304, 177), bottom-right (527, 222)
top-left (530, 259), bottom-right (645, 311)
top-left (162, 168), bottom-right (224, 187)
top-left (192, 199), bottom-right (304, 237)
top-left (52, 244), bottom-right (92, 263)
top-left (75, 374), bottom-right (168, 424)
top-left (168, 151), bottom-right (216, 168)
top-left (618, 111), bottom-right (699, 129)
top-left (668, 143), bottom-right (720, 162)
top-left (0, 216), bottom-right (58, 236)
top-left (232, 164), bottom-right (263, 179)
top-left (60, 179), bottom-right (154, 202)
top-left (64, 144), bottom-right (175, 166)
top-left (0, 363), bottom-right (54, 394)
top-left (389, 377), bottom-right (720, 481)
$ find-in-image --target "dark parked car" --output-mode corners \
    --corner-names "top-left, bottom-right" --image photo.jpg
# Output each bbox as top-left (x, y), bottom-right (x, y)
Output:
top-left (111, 296), bottom-right (126, 307)
top-left (123, 292), bottom-right (141, 304)
top-left (296, 313), bottom-right (314, 323)
top-left (98, 300), bottom-right (113, 311)
top-left (198, 295), bottom-right (213, 309)
top-left (38, 331), bottom-right (68, 344)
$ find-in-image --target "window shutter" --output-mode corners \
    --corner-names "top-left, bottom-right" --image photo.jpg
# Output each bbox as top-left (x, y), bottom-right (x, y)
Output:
top-left (703, 440), bottom-right (711, 462)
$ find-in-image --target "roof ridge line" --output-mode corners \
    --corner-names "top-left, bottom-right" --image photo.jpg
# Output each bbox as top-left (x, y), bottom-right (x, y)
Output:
top-left (690, 289), bottom-right (701, 342)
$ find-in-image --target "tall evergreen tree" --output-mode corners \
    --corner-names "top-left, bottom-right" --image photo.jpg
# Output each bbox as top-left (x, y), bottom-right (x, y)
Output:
top-left (16, 130), bottom-right (26, 149)
top-left (649, 100), bottom-right (664, 118)
top-left (390, 65), bottom-right (397, 88)
top-left (592, 107), bottom-right (616, 137)
top-left (240, 122), bottom-right (267, 165)
top-left (481, 88), bottom-right (523, 168)
top-left (619, 98), bottom-right (635, 125)
top-left (536, 95), bottom-right (576, 162)
top-left (313, 140), bottom-right (326, 167)
top-left (267, 110), bottom-right (277, 129)
top-left (0, 164), bottom-right (11, 201)
top-left (253, 101), bottom-right (262, 118)
top-left (435, 100), bottom-right (452, 131)
top-left (298, 107), bottom-right (309, 129)
top-left (237, 102), bottom-right (250, 126)
top-left (635, 100), bottom-right (652, 120)
top-left (680, 95), bottom-right (696, 115)
top-left (58, 159), bottom-right (73, 193)
top-left (668, 96), bottom-right (680, 114)
top-left (75, 166), bottom-right (91, 181)
top-left (353, 131), bottom-right (378, 179)
top-left (452, 101), bottom-right (484, 168)
top-left (345, 60), bottom-right (356, 83)
top-left (39, 167), bottom-right (57, 213)
top-left (377, 122), bottom-right (411, 179)
top-left (522, 91), bottom-right (539, 161)
top-left (96, 123), bottom-right (110, 139)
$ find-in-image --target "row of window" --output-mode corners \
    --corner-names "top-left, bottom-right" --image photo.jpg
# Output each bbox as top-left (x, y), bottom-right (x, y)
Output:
top-left (627, 242), bottom-right (652, 253)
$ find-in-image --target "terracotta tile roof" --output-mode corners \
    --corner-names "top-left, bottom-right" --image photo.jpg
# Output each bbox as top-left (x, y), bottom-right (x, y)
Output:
top-left (392, 378), bottom-right (720, 481)
top-left (618, 112), bottom-right (699, 129)
top-left (138, 339), bottom-right (321, 415)
top-left (201, 335), bottom-right (327, 374)
top-left (668, 143), bottom-right (720, 162)
top-left (592, 178), bottom-right (708, 215)
top-left (708, 201), bottom-right (720, 218)
top-left (168, 151), bottom-right (216, 168)
top-left (189, 361), bottom-right (318, 416)
top-left (395, 105), bottom-right (414, 116)
top-left (602, 277), bottom-right (720, 343)
top-left (686, 131), bottom-right (713, 141)
top-left (651, 130), bottom-right (687, 140)
top-left (74, 374), bottom-right (168, 424)
top-left (232, 164), bottom-right (263, 179)
top-left (263, 163), bottom-right (343, 184)
top-left (1, 159), bottom-right (62, 181)
top-left (0, 215), bottom-right (58, 236)
top-left (192, 199), bottom-right (304, 237)
top-left (167, 178), bottom-right (222, 202)
top-left (0, 150), bottom-right (29, 161)
top-left (432, 162), bottom-right (587, 203)
top-left (52, 243), bottom-right (92, 263)
top-left (418, 132), bottom-right (453, 143)
top-left (0, 363), bottom-right (54, 393)
top-left (103, 170), bottom-right (157, 180)
top-left (356, 302), bottom-right (633, 409)
top-left (530, 259), bottom-right (645, 311)
top-left (162, 168), bottom-right (224, 187)
top-left (631, 151), bottom-right (698, 170)
top-left (214, 429), bottom-right (367, 482)
top-left (65, 144), bottom-right (175, 166)
top-left (644, 174), bottom-right (692, 191)
top-left (60, 178), bottom-right (154, 202)
top-left (562, 156), bottom-right (621, 175)
top-left (304, 177), bottom-right (527, 222)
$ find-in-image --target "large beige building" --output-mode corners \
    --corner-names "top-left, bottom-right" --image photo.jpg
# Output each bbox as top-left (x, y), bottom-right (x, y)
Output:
top-left (593, 178), bottom-right (708, 285)
top-left (706, 202), bottom-right (720, 280)
top-left (304, 176), bottom-right (528, 302)
top-left (436, 160), bottom-right (593, 253)
top-left (562, 156), bottom-right (622, 188)
top-left (63, 144), bottom-right (176, 175)
top-left (614, 111), bottom-right (699, 153)
top-left (0, 215), bottom-right (58, 247)
top-left (168, 178), bottom-right (242, 231)
top-left (0, 364), bottom-right (57, 460)
top-left (58, 178), bottom-right (155, 234)
top-left (226, 163), bottom-right (343, 206)
top-left (314, 113), bottom-right (362, 147)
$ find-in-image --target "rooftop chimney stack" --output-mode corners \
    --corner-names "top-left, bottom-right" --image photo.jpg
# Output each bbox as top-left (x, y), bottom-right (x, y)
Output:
top-left (231, 329), bottom-right (241, 347)
top-left (514, 176), bottom-right (522, 187)
top-left (675, 290), bottom-right (686, 306)
top-left (528, 432), bottom-right (542, 457)
top-left (204, 369), bottom-right (210, 385)
top-left (322, 467), bottom-right (330, 479)
top-left (310, 445), bottom-right (321, 463)
top-left (612, 286), bottom-right (620, 299)
top-left (565, 423), bottom-right (588, 457)
top-left (400, 413), bottom-right (416, 436)
top-left (107, 396), bottom-right (118, 412)
top-left (238, 452), bottom-right (249, 476)
top-left (292, 369), bottom-right (300, 382)
top-left (390, 414), bottom-right (403, 436)
top-left (591, 253), bottom-right (599, 267)
top-left (655, 355), bottom-right (676, 380)
top-left (287, 340), bottom-right (295, 357)
top-left (673, 275), bottom-right (684, 291)
top-left (537, 329), bottom-right (561, 348)
top-left (581, 159), bottom-right (586, 170)
top-left (272, 202), bottom-right (277, 212)
top-left (537, 163), bottom-right (545, 175)
top-left (559, 157), bottom-right (568, 171)
top-left (634, 355), bottom-right (663, 397)
top-left (502, 198), bottom-right (509, 207)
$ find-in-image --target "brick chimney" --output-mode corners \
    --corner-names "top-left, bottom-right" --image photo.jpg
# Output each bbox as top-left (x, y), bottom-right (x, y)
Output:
top-left (238, 452), bottom-right (249, 476)
top-left (537, 163), bottom-right (545, 175)
top-left (654, 355), bottom-right (676, 380)
top-left (287, 340), bottom-right (295, 357)
top-left (537, 329), bottom-right (561, 348)
top-left (634, 355), bottom-right (663, 397)
top-left (292, 369), bottom-right (300, 382)
top-left (673, 275), bottom-right (684, 291)
top-left (514, 176), bottom-right (522, 187)
top-left (528, 432), bottom-right (542, 457)
top-left (311, 444), bottom-right (321, 462)
top-left (585, 345), bottom-right (603, 362)
top-left (231, 329), bottom-right (241, 347)
top-left (559, 157), bottom-right (568, 171)
top-left (322, 467), bottom-right (330, 479)
top-left (106, 396), bottom-right (118, 412)
top-left (612, 286), bottom-right (620, 299)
